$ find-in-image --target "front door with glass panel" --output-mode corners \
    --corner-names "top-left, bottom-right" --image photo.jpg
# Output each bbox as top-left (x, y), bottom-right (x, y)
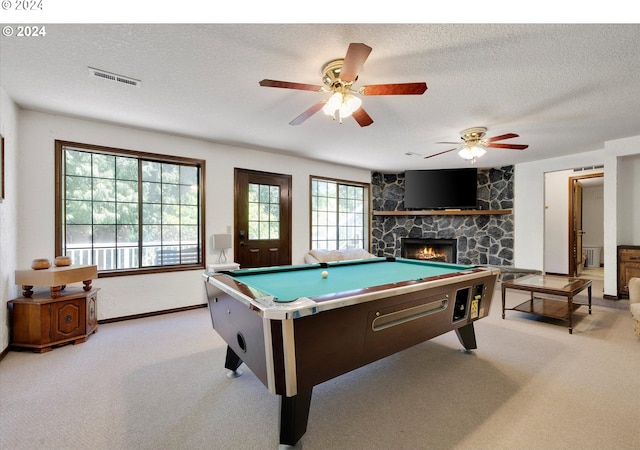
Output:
top-left (234, 168), bottom-right (292, 268)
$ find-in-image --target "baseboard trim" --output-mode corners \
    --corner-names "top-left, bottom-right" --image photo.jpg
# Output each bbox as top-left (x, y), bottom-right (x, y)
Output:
top-left (603, 294), bottom-right (621, 301)
top-left (0, 304), bottom-right (208, 359)
top-left (0, 346), bottom-right (9, 363)
top-left (98, 303), bottom-right (207, 324)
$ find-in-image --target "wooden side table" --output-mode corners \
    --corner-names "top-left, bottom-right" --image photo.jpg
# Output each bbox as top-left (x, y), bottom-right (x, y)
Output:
top-left (8, 288), bottom-right (99, 353)
top-left (15, 264), bottom-right (98, 298)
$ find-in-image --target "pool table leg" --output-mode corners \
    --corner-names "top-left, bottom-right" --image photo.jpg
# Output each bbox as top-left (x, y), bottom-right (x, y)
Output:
top-left (280, 388), bottom-right (313, 447)
top-left (455, 323), bottom-right (477, 351)
top-left (224, 345), bottom-right (243, 378)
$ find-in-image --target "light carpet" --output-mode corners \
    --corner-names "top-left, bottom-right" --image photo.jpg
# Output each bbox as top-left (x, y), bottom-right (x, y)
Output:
top-left (1, 281), bottom-right (638, 450)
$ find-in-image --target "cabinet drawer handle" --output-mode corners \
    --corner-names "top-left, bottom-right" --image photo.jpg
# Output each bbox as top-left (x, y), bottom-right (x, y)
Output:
top-left (630, 256), bottom-right (640, 260)
top-left (65, 314), bottom-right (73, 323)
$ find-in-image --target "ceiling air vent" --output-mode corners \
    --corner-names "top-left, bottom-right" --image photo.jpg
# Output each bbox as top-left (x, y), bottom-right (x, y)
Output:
top-left (88, 67), bottom-right (141, 87)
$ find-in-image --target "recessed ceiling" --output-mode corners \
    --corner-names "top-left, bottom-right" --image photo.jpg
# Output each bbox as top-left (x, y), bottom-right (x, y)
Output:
top-left (2, 23), bottom-right (639, 171)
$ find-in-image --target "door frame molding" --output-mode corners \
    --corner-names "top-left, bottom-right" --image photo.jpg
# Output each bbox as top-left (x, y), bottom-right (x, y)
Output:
top-left (233, 168), bottom-right (292, 267)
top-left (568, 173), bottom-right (603, 277)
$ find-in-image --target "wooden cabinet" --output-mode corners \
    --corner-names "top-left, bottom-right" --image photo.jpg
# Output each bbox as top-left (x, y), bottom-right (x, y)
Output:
top-left (618, 246), bottom-right (640, 298)
top-left (8, 288), bottom-right (98, 353)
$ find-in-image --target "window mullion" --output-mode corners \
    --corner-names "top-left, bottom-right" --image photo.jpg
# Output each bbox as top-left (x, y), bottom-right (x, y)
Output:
top-left (138, 161), bottom-right (143, 269)
top-left (310, 177), bottom-right (368, 252)
top-left (159, 164), bottom-right (163, 262)
top-left (90, 153), bottom-right (96, 266)
top-left (335, 185), bottom-right (341, 248)
top-left (113, 156), bottom-right (118, 270)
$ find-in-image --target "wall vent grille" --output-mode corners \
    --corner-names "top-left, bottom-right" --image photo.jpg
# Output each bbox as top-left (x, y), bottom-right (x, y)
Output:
top-left (573, 165), bottom-right (604, 172)
top-left (88, 67), bottom-right (141, 87)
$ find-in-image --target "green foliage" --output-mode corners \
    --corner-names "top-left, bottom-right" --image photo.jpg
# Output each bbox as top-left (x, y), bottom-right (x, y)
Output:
top-left (63, 148), bottom-right (202, 270)
top-left (248, 183), bottom-right (280, 240)
top-left (311, 178), bottom-right (366, 250)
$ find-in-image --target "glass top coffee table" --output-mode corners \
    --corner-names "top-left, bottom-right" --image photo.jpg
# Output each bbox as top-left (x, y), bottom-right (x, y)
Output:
top-left (501, 274), bottom-right (592, 334)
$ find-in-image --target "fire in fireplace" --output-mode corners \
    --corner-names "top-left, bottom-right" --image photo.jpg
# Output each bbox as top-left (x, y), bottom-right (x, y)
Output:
top-left (401, 238), bottom-right (457, 264)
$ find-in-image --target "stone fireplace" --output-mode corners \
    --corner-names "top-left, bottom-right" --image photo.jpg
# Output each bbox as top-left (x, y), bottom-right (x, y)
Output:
top-left (401, 238), bottom-right (457, 263)
top-left (371, 166), bottom-right (515, 266)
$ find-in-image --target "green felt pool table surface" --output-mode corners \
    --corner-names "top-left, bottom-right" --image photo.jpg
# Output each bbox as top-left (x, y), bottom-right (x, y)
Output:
top-left (226, 257), bottom-right (475, 302)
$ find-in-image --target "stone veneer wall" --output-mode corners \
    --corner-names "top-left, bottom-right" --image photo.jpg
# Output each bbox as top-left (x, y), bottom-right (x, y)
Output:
top-left (371, 166), bottom-right (514, 266)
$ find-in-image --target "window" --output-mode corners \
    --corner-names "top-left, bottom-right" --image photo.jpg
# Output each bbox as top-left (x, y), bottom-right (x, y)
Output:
top-left (248, 183), bottom-right (280, 240)
top-left (310, 176), bottom-right (369, 250)
top-left (55, 141), bottom-right (205, 275)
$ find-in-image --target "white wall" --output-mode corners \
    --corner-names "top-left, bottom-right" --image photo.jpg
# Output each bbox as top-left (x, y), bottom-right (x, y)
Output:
top-left (16, 110), bottom-right (371, 321)
top-left (0, 87), bottom-right (20, 352)
top-left (606, 139), bottom-right (640, 295)
top-left (543, 170), bottom-right (571, 274)
top-left (515, 136), bottom-right (640, 296)
top-left (617, 153), bottom-right (640, 244)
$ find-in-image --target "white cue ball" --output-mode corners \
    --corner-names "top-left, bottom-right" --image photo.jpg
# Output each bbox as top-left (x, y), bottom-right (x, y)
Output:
top-left (321, 270), bottom-right (329, 278)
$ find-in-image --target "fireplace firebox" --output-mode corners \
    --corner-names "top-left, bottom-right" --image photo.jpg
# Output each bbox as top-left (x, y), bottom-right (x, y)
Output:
top-left (401, 238), bottom-right (457, 264)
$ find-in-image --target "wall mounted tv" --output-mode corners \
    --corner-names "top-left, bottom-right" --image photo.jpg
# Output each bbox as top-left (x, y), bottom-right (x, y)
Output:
top-left (404, 168), bottom-right (478, 210)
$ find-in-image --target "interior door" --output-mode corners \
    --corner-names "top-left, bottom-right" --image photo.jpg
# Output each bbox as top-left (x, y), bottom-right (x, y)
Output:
top-left (570, 179), bottom-right (584, 276)
top-left (234, 168), bottom-right (292, 268)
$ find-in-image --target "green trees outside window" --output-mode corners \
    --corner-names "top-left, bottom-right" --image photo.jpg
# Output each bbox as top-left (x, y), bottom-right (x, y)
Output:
top-left (248, 183), bottom-right (280, 240)
top-left (310, 177), bottom-right (369, 251)
top-left (56, 141), bottom-right (205, 274)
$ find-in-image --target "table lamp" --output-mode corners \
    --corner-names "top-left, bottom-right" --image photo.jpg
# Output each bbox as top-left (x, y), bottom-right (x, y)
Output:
top-left (213, 233), bottom-right (232, 263)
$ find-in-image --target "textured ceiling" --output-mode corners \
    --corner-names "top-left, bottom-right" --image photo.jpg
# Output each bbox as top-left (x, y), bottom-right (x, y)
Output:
top-left (1, 23), bottom-right (639, 171)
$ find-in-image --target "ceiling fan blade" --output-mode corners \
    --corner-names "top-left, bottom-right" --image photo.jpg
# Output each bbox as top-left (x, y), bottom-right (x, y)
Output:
top-left (424, 148), bottom-right (458, 159)
top-left (486, 143), bottom-right (529, 150)
top-left (340, 43), bottom-right (372, 83)
top-left (361, 82), bottom-right (428, 96)
top-left (485, 133), bottom-right (519, 142)
top-left (436, 141), bottom-right (463, 145)
top-left (259, 79), bottom-right (324, 92)
top-left (289, 102), bottom-right (325, 126)
top-left (352, 107), bottom-right (374, 127)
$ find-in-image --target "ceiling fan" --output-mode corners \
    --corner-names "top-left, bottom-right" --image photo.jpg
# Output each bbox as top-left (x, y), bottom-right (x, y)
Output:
top-left (424, 127), bottom-right (529, 163)
top-left (259, 43), bottom-right (427, 127)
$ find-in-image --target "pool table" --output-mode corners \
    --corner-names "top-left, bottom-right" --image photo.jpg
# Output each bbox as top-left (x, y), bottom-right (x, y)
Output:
top-left (203, 257), bottom-right (499, 447)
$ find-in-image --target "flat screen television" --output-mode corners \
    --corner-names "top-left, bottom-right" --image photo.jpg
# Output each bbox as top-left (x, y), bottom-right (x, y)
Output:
top-left (404, 168), bottom-right (478, 210)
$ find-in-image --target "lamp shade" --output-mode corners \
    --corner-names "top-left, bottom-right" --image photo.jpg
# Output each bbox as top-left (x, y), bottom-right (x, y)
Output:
top-left (323, 92), bottom-right (342, 115)
top-left (458, 145), bottom-right (486, 161)
top-left (213, 233), bottom-right (232, 250)
top-left (322, 92), bottom-right (362, 119)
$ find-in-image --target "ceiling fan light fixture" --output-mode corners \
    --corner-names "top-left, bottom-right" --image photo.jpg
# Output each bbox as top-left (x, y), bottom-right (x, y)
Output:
top-left (323, 92), bottom-right (362, 120)
top-left (345, 93), bottom-right (362, 111)
top-left (323, 92), bottom-right (343, 116)
top-left (339, 94), bottom-right (362, 119)
top-left (260, 43), bottom-right (426, 127)
top-left (458, 147), bottom-right (473, 160)
top-left (425, 127), bottom-right (527, 161)
top-left (458, 144), bottom-right (487, 161)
